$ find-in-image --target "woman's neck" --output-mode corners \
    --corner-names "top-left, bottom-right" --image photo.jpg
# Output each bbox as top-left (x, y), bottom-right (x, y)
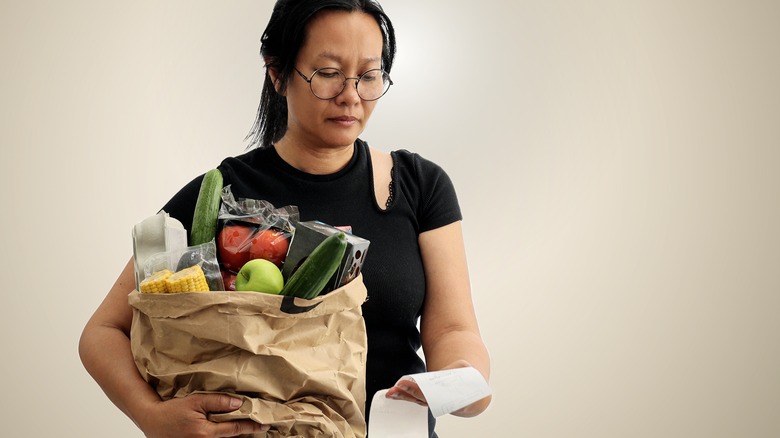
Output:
top-left (274, 137), bottom-right (355, 175)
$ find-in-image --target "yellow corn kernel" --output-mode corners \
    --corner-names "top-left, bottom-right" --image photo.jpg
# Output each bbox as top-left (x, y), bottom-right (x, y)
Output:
top-left (139, 269), bottom-right (173, 293)
top-left (165, 265), bottom-right (210, 293)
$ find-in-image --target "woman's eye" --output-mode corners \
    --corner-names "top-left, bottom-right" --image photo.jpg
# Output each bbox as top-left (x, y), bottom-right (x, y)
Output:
top-left (361, 72), bottom-right (380, 81)
top-left (317, 70), bottom-right (341, 79)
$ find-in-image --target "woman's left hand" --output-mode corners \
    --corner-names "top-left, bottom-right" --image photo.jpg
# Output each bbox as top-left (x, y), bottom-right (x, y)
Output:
top-left (385, 378), bottom-right (427, 406)
top-left (385, 360), bottom-right (490, 416)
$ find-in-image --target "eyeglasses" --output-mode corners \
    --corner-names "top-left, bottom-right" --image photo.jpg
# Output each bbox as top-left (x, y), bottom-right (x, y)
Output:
top-left (294, 67), bottom-right (393, 101)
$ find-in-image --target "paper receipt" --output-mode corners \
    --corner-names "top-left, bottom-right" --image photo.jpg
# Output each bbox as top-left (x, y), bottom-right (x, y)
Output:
top-left (368, 367), bottom-right (491, 437)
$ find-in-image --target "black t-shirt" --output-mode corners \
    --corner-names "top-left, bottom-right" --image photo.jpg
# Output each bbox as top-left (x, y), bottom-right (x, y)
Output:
top-left (160, 138), bottom-right (462, 436)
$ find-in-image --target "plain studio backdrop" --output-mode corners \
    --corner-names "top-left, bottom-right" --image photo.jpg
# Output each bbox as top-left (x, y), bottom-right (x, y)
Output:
top-left (1, 1), bottom-right (778, 437)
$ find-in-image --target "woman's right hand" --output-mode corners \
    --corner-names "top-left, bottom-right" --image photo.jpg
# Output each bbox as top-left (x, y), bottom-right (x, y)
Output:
top-left (138, 393), bottom-right (268, 438)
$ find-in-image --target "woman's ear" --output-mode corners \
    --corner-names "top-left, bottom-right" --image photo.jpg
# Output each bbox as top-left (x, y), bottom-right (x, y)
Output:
top-left (265, 62), bottom-right (286, 96)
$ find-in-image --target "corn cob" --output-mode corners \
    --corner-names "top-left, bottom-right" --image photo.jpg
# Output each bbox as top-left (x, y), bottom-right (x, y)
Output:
top-left (139, 269), bottom-right (173, 293)
top-left (165, 265), bottom-right (210, 293)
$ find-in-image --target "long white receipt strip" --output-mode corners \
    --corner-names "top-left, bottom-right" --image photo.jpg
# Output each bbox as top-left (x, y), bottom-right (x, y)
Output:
top-left (368, 367), bottom-right (491, 437)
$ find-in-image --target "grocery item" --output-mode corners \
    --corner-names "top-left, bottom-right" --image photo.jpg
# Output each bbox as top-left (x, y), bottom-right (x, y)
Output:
top-left (190, 168), bottom-right (223, 246)
top-left (139, 269), bottom-right (173, 293)
top-left (282, 221), bottom-right (370, 294)
top-left (217, 224), bottom-right (254, 272)
top-left (139, 265), bottom-right (210, 294)
top-left (235, 259), bottom-right (284, 294)
top-left (132, 211), bottom-right (187, 290)
top-left (249, 227), bottom-right (291, 268)
top-left (165, 265), bottom-right (210, 293)
top-left (176, 244), bottom-right (223, 291)
top-left (281, 232), bottom-right (347, 299)
top-left (215, 188), bottom-right (298, 273)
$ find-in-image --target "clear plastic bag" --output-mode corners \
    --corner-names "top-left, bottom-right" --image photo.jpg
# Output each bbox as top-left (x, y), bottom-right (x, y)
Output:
top-left (216, 186), bottom-right (299, 289)
top-left (143, 240), bottom-right (225, 291)
top-left (218, 185), bottom-right (299, 230)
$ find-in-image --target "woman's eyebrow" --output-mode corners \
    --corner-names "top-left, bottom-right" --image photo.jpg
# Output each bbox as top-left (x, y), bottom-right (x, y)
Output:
top-left (316, 51), bottom-right (382, 65)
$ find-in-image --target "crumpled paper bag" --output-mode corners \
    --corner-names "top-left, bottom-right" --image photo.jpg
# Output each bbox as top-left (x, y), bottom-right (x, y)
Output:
top-left (128, 275), bottom-right (368, 438)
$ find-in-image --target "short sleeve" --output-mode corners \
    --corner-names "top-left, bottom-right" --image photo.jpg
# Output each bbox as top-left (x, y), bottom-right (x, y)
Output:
top-left (393, 150), bottom-right (462, 233)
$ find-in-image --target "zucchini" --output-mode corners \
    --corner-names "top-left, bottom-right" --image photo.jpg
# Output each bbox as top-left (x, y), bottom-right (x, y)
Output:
top-left (281, 232), bottom-right (347, 299)
top-left (190, 168), bottom-right (223, 246)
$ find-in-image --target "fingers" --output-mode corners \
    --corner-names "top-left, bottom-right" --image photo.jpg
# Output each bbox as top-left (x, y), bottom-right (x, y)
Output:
top-left (196, 393), bottom-right (245, 414)
top-left (191, 394), bottom-right (270, 436)
top-left (385, 380), bottom-right (427, 406)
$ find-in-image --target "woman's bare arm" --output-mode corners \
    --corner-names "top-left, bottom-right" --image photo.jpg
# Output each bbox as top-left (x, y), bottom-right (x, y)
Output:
top-left (387, 221), bottom-right (492, 417)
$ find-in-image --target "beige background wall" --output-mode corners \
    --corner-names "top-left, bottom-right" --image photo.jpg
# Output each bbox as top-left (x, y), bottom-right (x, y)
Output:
top-left (1, 1), bottom-right (778, 436)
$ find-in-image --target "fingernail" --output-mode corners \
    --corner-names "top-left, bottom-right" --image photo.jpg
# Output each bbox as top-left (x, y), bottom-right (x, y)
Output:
top-left (229, 397), bottom-right (242, 409)
top-left (259, 424), bottom-right (270, 432)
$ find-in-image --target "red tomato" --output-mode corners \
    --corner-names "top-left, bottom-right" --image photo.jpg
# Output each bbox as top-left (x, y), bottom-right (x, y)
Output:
top-left (249, 228), bottom-right (291, 268)
top-left (217, 225), bottom-right (255, 272)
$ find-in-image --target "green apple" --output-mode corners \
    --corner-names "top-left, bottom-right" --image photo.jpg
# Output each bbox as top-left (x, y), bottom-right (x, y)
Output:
top-left (235, 258), bottom-right (284, 294)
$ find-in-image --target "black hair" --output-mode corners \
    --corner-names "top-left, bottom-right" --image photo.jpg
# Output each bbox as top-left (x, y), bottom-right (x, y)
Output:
top-left (244, 0), bottom-right (397, 149)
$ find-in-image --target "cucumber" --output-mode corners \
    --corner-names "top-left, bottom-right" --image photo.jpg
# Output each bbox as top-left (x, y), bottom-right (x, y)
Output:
top-left (281, 232), bottom-right (347, 299)
top-left (190, 168), bottom-right (223, 246)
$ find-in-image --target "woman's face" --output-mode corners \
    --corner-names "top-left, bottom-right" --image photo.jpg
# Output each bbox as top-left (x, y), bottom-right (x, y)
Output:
top-left (281, 10), bottom-right (384, 150)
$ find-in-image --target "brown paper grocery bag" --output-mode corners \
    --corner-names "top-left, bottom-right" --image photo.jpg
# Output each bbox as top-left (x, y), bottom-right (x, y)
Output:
top-left (128, 275), bottom-right (368, 438)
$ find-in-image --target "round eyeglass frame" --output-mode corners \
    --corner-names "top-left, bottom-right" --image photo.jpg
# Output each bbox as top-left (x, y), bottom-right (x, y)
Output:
top-left (294, 67), bottom-right (393, 101)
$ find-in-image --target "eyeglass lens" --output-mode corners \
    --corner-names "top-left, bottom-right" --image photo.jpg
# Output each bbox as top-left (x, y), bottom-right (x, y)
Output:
top-left (310, 68), bottom-right (391, 100)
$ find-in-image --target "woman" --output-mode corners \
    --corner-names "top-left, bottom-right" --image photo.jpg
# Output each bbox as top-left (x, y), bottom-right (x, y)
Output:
top-left (79, 1), bottom-right (491, 436)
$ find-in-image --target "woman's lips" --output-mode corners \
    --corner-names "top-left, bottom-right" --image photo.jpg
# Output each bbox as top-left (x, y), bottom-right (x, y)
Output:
top-left (329, 116), bottom-right (358, 126)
